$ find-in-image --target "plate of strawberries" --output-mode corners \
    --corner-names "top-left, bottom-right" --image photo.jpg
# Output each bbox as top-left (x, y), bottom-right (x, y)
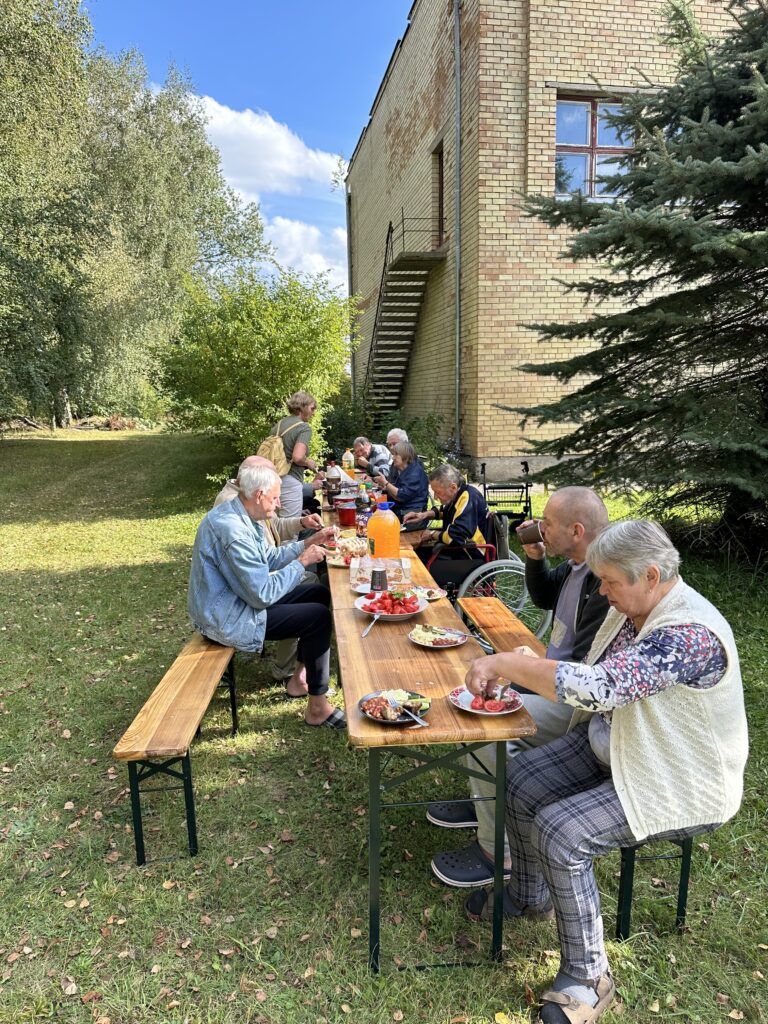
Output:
top-left (354, 591), bottom-right (428, 621)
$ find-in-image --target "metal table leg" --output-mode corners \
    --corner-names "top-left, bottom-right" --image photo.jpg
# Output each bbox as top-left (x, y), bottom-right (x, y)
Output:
top-left (491, 739), bottom-right (506, 960)
top-left (368, 748), bottom-right (381, 972)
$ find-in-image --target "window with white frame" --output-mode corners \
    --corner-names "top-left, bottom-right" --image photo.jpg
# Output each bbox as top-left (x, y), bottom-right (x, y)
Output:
top-left (555, 97), bottom-right (631, 199)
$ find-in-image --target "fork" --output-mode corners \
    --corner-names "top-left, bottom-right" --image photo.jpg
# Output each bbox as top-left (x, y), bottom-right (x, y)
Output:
top-left (399, 705), bottom-right (429, 727)
top-left (361, 613), bottom-right (381, 638)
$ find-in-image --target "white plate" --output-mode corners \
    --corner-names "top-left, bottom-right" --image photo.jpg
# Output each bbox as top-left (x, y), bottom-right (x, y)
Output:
top-left (448, 686), bottom-right (523, 715)
top-left (353, 594), bottom-right (428, 621)
top-left (408, 627), bottom-right (468, 648)
top-left (409, 586), bottom-right (447, 601)
top-left (352, 582), bottom-right (416, 595)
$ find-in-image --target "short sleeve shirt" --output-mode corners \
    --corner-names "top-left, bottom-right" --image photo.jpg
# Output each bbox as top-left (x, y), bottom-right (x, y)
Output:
top-left (275, 416), bottom-right (312, 481)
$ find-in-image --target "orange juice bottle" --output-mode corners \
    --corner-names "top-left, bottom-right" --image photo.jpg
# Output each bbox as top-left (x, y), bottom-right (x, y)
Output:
top-left (366, 499), bottom-right (400, 558)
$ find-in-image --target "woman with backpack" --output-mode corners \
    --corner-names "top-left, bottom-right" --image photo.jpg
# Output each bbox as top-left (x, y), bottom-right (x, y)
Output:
top-left (263, 391), bottom-right (318, 523)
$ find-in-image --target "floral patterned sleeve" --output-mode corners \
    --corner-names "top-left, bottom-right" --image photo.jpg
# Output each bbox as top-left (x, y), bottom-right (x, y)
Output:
top-left (555, 622), bottom-right (727, 713)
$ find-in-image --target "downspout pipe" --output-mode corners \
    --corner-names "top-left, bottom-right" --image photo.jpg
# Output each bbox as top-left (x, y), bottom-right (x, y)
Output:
top-left (453, 0), bottom-right (462, 450)
top-left (346, 186), bottom-right (356, 400)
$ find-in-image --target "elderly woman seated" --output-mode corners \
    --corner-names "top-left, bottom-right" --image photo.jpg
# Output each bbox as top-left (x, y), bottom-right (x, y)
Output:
top-left (188, 463), bottom-right (345, 730)
top-left (404, 464), bottom-right (494, 587)
top-left (372, 441), bottom-right (429, 526)
top-left (462, 520), bottom-right (748, 1023)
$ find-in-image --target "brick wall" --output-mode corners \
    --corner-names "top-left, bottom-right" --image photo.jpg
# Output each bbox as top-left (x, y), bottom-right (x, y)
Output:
top-left (347, 0), bottom-right (733, 478)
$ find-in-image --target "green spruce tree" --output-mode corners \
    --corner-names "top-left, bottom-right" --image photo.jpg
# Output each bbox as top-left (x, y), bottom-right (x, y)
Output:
top-left (516, 0), bottom-right (768, 549)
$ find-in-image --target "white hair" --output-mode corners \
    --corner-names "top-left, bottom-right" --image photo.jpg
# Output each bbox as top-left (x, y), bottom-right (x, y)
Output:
top-left (387, 428), bottom-right (408, 444)
top-left (353, 436), bottom-right (370, 448)
top-left (586, 520), bottom-right (681, 584)
top-left (238, 464), bottom-right (281, 500)
top-left (429, 463), bottom-right (463, 487)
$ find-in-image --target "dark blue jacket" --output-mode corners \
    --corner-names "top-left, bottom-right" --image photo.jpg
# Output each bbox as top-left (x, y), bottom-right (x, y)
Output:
top-left (392, 460), bottom-right (430, 520)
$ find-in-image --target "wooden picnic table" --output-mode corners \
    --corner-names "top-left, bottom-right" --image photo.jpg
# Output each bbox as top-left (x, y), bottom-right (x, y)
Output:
top-left (323, 508), bottom-right (538, 970)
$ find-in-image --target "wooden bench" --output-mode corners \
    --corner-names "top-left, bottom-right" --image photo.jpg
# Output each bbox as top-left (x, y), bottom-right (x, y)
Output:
top-left (459, 595), bottom-right (703, 940)
top-left (113, 632), bottom-right (236, 865)
top-left (457, 596), bottom-right (546, 656)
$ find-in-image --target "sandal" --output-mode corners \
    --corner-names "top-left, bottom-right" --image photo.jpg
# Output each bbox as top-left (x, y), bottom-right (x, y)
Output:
top-left (464, 885), bottom-right (554, 922)
top-left (536, 973), bottom-right (615, 1024)
top-left (304, 708), bottom-right (347, 731)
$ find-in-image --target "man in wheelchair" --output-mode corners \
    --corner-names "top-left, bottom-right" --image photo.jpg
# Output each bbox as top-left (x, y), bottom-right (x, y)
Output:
top-left (404, 463), bottom-right (495, 593)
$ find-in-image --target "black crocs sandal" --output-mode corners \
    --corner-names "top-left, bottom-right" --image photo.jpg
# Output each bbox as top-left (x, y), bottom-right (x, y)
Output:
top-left (464, 886), bottom-right (554, 922)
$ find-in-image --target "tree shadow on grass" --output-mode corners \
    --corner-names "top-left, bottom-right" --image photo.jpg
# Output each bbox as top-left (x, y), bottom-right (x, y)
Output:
top-left (0, 431), bottom-right (238, 525)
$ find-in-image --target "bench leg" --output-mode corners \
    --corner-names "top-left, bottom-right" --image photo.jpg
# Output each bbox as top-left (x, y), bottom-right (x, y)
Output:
top-left (223, 658), bottom-right (238, 735)
top-left (616, 845), bottom-right (636, 940)
top-left (127, 762), bottom-right (146, 866)
top-left (676, 837), bottom-right (693, 932)
top-left (181, 752), bottom-right (198, 857)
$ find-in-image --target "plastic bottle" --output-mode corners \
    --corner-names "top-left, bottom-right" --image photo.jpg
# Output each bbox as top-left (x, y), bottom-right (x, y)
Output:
top-left (341, 447), bottom-right (355, 472)
top-left (355, 483), bottom-right (370, 511)
top-left (366, 499), bottom-right (400, 558)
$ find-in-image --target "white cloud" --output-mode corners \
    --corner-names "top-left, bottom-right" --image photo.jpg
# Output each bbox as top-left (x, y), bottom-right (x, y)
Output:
top-left (200, 95), bottom-right (348, 290)
top-left (265, 216), bottom-right (348, 291)
top-left (201, 95), bottom-right (339, 201)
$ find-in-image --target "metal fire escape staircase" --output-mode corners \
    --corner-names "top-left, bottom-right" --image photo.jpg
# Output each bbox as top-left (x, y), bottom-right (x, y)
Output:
top-left (363, 215), bottom-right (446, 419)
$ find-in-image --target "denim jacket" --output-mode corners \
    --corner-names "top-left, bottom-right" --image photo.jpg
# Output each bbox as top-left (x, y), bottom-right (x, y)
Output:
top-left (188, 497), bottom-right (304, 651)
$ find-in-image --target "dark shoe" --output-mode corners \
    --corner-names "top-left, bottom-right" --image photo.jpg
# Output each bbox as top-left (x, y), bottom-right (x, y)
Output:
top-left (464, 885), bottom-right (554, 922)
top-left (537, 972), bottom-right (616, 1023)
top-left (431, 841), bottom-right (511, 888)
top-left (304, 708), bottom-right (346, 731)
top-left (426, 800), bottom-right (479, 829)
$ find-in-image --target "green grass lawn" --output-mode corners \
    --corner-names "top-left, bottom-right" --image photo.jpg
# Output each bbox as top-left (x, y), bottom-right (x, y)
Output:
top-left (0, 430), bottom-right (765, 1024)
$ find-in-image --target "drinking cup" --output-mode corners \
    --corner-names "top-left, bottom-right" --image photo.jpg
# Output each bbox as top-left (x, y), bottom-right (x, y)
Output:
top-left (370, 568), bottom-right (388, 592)
top-left (516, 520), bottom-right (544, 545)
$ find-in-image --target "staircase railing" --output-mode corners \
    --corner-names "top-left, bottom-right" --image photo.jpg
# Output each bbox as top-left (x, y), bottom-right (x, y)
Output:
top-left (362, 211), bottom-right (445, 397)
top-left (363, 221), bottom-right (394, 394)
top-left (390, 210), bottom-right (444, 257)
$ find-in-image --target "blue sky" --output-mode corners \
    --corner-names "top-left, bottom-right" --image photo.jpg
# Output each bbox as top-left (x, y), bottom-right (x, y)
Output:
top-left (86, 0), bottom-right (415, 289)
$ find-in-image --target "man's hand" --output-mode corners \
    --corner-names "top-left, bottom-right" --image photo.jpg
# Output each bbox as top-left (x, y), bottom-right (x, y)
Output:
top-left (356, 455), bottom-right (370, 469)
top-left (300, 512), bottom-right (324, 530)
top-left (512, 645), bottom-right (541, 659)
top-left (403, 509), bottom-right (429, 524)
top-left (304, 457), bottom-right (318, 472)
top-left (298, 544), bottom-right (325, 567)
top-left (305, 525), bottom-right (335, 549)
top-left (465, 655), bottom-right (505, 697)
top-left (517, 519), bottom-right (546, 560)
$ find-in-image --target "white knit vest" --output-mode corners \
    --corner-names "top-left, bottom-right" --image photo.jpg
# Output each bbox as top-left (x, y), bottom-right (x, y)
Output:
top-left (578, 579), bottom-right (749, 841)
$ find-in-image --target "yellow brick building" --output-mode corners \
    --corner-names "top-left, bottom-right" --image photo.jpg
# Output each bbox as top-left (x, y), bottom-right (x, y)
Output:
top-left (346, 0), bottom-right (731, 478)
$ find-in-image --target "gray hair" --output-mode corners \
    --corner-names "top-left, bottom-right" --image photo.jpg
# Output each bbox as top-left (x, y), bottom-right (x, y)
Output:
top-left (392, 440), bottom-right (416, 465)
top-left (429, 463), bottom-right (463, 487)
top-left (353, 436), bottom-right (370, 448)
top-left (238, 464), bottom-right (281, 500)
top-left (286, 390), bottom-right (316, 415)
top-left (387, 428), bottom-right (408, 444)
top-left (586, 520), bottom-right (681, 584)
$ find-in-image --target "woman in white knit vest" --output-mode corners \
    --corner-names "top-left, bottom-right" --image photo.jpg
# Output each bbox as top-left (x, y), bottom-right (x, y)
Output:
top-left (463, 520), bottom-right (748, 1024)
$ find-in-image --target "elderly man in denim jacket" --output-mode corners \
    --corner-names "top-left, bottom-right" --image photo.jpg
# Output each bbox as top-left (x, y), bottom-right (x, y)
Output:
top-left (188, 463), bottom-right (345, 729)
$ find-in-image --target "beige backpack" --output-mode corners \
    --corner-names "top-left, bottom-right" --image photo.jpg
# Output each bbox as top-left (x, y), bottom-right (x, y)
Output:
top-left (257, 419), bottom-right (303, 476)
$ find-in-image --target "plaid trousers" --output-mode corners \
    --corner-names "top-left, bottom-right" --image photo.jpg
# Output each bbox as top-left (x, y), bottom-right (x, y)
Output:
top-left (504, 722), bottom-right (716, 980)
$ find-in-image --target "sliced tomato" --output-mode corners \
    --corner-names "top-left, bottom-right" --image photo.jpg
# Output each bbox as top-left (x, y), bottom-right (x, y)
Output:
top-left (365, 592), bottom-right (376, 599)
top-left (470, 694), bottom-right (486, 711)
top-left (483, 699), bottom-right (506, 713)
